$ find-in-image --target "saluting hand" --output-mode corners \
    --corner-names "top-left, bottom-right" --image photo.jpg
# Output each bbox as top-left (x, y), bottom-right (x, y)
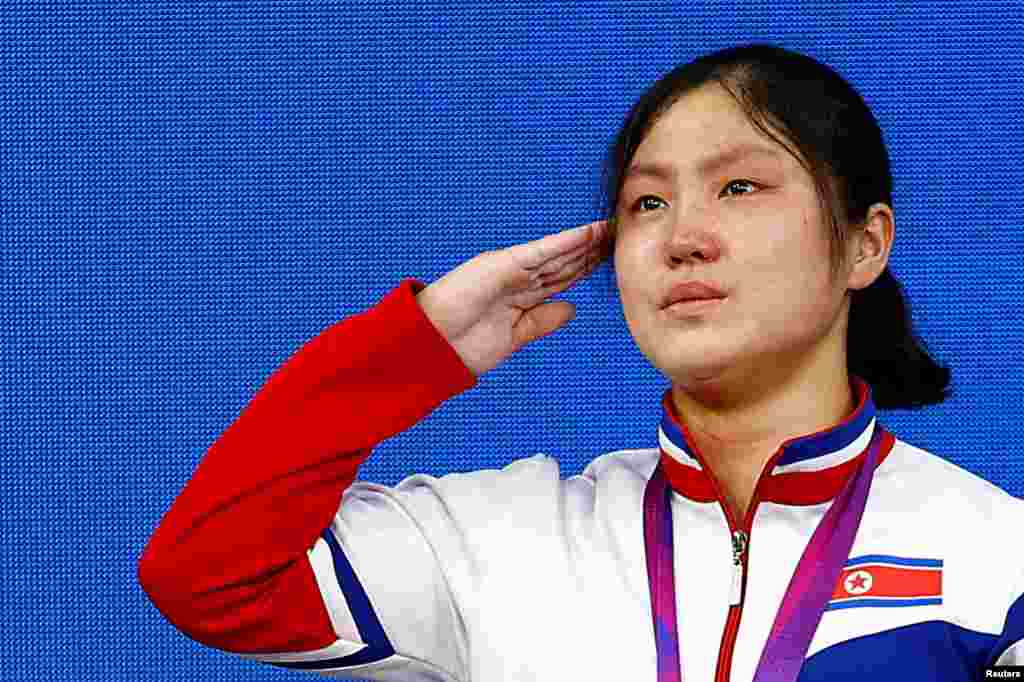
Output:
top-left (416, 220), bottom-right (613, 377)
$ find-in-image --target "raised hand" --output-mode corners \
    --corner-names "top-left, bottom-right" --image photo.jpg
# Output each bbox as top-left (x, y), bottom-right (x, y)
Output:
top-left (416, 220), bottom-right (612, 377)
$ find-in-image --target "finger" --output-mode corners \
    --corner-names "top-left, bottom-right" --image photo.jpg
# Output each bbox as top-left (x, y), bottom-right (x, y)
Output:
top-left (533, 249), bottom-right (602, 294)
top-left (513, 300), bottom-right (576, 348)
top-left (504, 252), bottom-right (592, 309)
top-left (516, 220), bottom-right (607, 270)
top-left (541, 235), bottom-right (606, 282)
top-left (532, 240), bottom-right (591, 279)
top-left (504, 236), bottom-right (603, 307)
top-left (592, 224), bottom-right (614, 264)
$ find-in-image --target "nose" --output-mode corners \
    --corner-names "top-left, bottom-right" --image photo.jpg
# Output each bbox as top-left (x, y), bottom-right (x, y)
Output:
top-left (665, 210), bottom-right (722, 267)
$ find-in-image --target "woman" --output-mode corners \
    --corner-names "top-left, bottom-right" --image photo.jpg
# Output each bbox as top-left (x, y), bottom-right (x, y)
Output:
top-left (138, 44), bottom-right (1023, 681)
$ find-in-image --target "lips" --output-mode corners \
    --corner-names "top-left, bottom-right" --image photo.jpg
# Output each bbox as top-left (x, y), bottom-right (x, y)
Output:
top-left (662, 281), bottom-right (727, 308)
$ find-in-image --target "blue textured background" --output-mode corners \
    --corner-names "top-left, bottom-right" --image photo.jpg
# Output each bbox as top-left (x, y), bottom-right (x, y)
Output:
top-left (3, 1), bottom-right (1022, 680)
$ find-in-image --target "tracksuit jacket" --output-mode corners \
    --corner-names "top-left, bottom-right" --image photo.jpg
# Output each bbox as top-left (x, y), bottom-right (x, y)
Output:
top-left (138, 278), bottom-right (1024, 681)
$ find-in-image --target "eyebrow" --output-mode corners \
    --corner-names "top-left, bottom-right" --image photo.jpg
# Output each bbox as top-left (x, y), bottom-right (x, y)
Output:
top-left (624, 143), bottom-right (785, 182)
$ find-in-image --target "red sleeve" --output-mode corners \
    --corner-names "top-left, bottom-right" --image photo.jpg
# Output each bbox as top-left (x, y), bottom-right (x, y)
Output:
top-left (137, 278), bottom-right (477, 654)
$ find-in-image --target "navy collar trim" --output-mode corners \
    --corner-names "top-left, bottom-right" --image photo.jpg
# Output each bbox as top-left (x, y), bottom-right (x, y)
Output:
top-left (658, 375), bottom-right (877, 477)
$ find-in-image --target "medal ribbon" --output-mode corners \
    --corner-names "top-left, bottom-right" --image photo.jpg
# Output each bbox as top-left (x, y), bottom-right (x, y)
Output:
top-left (643, 424), bottom-right (885, 682)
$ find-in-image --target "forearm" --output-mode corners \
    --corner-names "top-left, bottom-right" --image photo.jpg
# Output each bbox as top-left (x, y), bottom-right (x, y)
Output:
top-left (137, 278), bottom-right (477, 643)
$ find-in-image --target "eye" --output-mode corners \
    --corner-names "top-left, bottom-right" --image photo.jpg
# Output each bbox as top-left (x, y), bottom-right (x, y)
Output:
top-left (720, 179), bottom-right (759, 198)
top-left (630, 195), bottom-right (666, 213)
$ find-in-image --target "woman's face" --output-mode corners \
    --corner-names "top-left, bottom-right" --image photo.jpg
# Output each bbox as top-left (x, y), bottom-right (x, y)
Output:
top-left (613, 83), bottom-right (851, 392)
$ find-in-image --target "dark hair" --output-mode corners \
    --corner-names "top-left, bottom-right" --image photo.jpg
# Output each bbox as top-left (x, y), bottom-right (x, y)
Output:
top-left (601, 43), bottom-right (951, 409)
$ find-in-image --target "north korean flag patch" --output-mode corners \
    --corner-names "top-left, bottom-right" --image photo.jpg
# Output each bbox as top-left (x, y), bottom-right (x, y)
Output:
top-left (826, 554), bottom-right (943, 611)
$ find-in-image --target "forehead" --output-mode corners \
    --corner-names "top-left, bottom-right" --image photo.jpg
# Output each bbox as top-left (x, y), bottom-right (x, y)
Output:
top-left (631, 83), bottom-right (794, 171)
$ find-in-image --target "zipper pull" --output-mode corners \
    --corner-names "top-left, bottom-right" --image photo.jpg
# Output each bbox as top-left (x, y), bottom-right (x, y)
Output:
top-left (730, 530), bottom-right (748, 605)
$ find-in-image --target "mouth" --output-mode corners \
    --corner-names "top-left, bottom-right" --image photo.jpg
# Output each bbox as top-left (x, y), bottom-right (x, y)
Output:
top-left (661, 281), bottom-right (728, 309)
top-left (662, 296), bottom-right (727, 317)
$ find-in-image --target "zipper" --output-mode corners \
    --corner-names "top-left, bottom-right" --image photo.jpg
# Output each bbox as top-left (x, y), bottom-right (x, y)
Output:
top-left (695, 415), bottom-right (878, 679)
top-left (709, 456), bottom-right (778, 682)
top-left (729, 529), bottom-right (748, 605)
top-left (715, 525), bottom-right (750, 682)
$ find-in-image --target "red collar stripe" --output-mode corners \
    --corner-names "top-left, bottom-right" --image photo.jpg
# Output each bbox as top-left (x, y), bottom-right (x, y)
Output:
top-left (657, 376), bottom-right (895, 505)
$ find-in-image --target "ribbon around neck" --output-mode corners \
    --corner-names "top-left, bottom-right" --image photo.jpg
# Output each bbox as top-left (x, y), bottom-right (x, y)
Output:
top-left (643, 425), bottom-right (885, 682)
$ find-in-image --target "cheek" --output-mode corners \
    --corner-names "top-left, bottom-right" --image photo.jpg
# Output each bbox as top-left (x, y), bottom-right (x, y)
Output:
top-left (742, 212), bottom-right (838, 335)
top-left (613, 239), bottom-right (661, 346)
top-left (747, 205), bottom-right (831, 277)
top-left (613, 236), bottom-right (649, 301)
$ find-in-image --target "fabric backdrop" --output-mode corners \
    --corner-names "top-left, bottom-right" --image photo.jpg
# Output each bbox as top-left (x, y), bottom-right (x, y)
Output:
top-left (3, 1), bottom-right (1022, 680)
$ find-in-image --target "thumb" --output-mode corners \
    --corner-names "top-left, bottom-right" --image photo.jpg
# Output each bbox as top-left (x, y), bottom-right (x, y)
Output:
top-left (513, 300), bottom-right (576, 347)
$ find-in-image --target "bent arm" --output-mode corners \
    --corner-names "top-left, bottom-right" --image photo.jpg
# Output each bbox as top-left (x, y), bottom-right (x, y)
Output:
top-left (136, 279), bottom-right (476, 655)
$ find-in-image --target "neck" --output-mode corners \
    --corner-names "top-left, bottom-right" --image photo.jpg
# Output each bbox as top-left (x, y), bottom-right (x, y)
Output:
top-left (669, 364), bottom-right (857, 521)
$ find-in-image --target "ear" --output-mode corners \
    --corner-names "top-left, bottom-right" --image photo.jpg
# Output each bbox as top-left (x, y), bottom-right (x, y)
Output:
top-left (846, 203), bottom-right (894, 291)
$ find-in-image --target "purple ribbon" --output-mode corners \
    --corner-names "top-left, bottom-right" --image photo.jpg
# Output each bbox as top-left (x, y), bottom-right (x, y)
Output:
top-left (643, 425), bottom-right (885, 682)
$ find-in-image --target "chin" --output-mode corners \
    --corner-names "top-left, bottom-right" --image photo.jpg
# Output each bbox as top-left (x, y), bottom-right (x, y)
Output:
top-left (653, 348), bottom-right (736, 386)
